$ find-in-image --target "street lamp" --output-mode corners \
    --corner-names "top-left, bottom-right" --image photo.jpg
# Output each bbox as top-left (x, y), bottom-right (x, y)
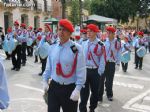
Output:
top-left (136, 11), bottom-right (140, 31)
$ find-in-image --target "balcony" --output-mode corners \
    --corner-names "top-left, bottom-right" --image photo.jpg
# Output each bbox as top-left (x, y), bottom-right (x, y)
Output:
top-left (2, 0), bottom-right (17, 9)
top-left (34, 3), bottom-right (42, 13)
top-left (47, 5), bottom-right (52, 13)
top-left (20, 1), bottom-right (32, 11)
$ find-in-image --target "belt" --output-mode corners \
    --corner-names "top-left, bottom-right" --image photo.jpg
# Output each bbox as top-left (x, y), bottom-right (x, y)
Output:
top-left (107, 60), bottom-right (115, 63)
top-left (51, 80), bottom-right (75, 86)
top-left (86, 66), bottom-right (98, 69)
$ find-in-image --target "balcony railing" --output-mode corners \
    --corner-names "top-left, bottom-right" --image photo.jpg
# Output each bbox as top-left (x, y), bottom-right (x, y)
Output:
top-left (47, 5), bottom-right (52, 12)
top-left (34, 3), bottom-right (42, 12)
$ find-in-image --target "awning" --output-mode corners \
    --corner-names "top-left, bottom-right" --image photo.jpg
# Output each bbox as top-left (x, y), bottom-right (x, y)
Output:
top-left (42, 17), bottom-right (58, 24)
top-left (84, 14), bottom-right (117, 24)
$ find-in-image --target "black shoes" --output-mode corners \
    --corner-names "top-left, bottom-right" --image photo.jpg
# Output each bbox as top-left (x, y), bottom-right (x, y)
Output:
top-left (11, 67), bottom-right (20, 71)
top-left (135, 66), bottom-right (142, 70)
top-left (89, 110), bottom-right (95, 112)
top-left (107, 97), bottom-right (113, 101)
top-left (139, 68), bottom-right (142, 70)
top-left (5, 57), bottom-right (10, 60)
top-left (34, 60), bottom-right (38, 63)
top-left (11, 67), bottom-right (16, 70)
top-left (15, 68), bottom-right (20, 71)
top-left (22, 63), bottom-right (26, 66)
top-left (38, 72), bottom-right (43, 76)
top-left (98, 97), bottom-right (103, 103)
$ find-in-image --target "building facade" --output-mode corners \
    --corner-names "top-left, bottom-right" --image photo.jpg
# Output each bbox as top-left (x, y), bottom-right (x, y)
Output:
top-left (51, 0), bottom-right (62, 19)
top-left (0, 0), bottom-right (52, 34)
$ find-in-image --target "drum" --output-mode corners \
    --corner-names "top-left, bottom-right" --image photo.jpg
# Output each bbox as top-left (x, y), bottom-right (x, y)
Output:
top-left (7, 39), bottom-right (17, 54)
top-left (121, 51), bottom-right (131, 63)
top-left (2, 40), bottom-right (9, 52)
top-left (136, 46), bottom-right (146, 58)
top-left (38, 42), bottom-right (50, 59)
top-left (27, 38), bottom-right (33, 46)
top-left (34, 46), bottom-right (39, 56)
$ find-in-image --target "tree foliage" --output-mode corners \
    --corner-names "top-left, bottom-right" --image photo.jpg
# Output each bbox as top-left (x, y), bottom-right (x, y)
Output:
top-left (68, 0), bottom-right (80, 25)
top-left (90, 0), bottom-right (141, 23)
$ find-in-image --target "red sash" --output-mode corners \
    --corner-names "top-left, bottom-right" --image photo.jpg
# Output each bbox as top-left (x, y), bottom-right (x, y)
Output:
top-left (56, 52), bottom-right (78, 78)
top-left (93, 44), bottom-right (106, 64)
top-left (89, 51), bottom-right (99, 68)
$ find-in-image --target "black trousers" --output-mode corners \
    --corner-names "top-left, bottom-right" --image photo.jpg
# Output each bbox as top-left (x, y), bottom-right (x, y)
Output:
top-left (135, 55), bottom-right (143, 68)
top-left (48, 80), bottom-right (78, 112)
top-left (79, 68), bottom-right (100, 112)
top-left (5, 52), bottom-right (11, 59)
top-left (11, 45), bottom-right (22, 69)
top-left (134, 48), bottom-right (136, 63)
top-left (135, 48), bottom-right (143, 68)
top-left (21, 42), bottom-right (27, 64)
top-left (98, 62), bottom-right (115, 99)
top-left (27, 46), bottom-right (33, 56)
top-left (121, 62), bottom-right (128, 71)
top-left (41, 57), bottom-right (47, 74)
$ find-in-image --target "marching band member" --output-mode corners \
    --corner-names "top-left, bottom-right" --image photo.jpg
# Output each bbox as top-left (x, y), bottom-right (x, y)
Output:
top-left (38, 24), bottom-right (53, 76)
top-left (134, 31), bottom-right (146, 70)
top-left (27, 26), bottom-right (35, 57)
top-left (79, 24), bottom-right (106, 112)
top-left (80, 29), bottom-right (88, 45)
top-left (11, 21), bottom-right (22, 71)
top-left (33, 28), bottom-right (43, 63)
top-left (42, 19), bottom-right (86, 112)
top-left (132, 32), bottom-right (138, 64)
top-left (98, 26), bottom-right (121, 102)
top-left (3, 27), bottom-right (13, 60)
top-left (19, 23), bottom-right (28, 66)
top-left (0, 56), bottom-right (9, 109)
top-left (121, 36), bottom-right (132, 72)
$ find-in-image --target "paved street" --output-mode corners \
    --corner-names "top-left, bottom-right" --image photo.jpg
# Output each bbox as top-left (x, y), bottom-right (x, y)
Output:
top-left (0, 49), bottom-right (150, 112)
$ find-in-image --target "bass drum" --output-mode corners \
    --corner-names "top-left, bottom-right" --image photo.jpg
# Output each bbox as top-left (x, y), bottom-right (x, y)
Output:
top-left (38, 42), bottom-right (50, 59)
top-left (2, 40), bottom-right (9, 52)
top-left (34, 46), bottom-right (39, 56)
top-left (121, 51), bottom-right (131, 63)
top-left (7, 39), bottom-right (18, 54)
top-left (27, 38), bottom-right (33, 46)
top-left (136, 46), bottom-right (146, 58)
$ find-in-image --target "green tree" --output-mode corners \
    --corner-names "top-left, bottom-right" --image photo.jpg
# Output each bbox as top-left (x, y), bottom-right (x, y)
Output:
top-left (68, 0), bottom-right (80, 25)
top-left (90, 0), bottom-right (140, 23)
top-left (138, 0), bottom-right (150, 28)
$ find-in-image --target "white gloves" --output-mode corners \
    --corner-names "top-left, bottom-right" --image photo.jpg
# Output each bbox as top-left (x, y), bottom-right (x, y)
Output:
top-left (115, 64), bottom-right (120, 71)
top-left (70, 88), bottom-right (80, 101)
top-left (43, 81), bottom-right (49, 92)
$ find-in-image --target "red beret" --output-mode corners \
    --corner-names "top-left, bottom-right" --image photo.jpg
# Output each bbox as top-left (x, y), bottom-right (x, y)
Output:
top-left (106, 26), bottom-right (116, 33)
top-left (138, 31), bottom-right (144, 36)
top-left (124, 36), bottom-right (128, 41)
top-left (75, 36), bottom-right (80, 40)
top-left (45, 24), bottom-right (52, 32)
top-left (37, 36), bottom-right (42, 41)
top-left (20, 23), bottom-right (26, 28)
top-left (14, 21), bottom-right (19, 26)
top-left (38, 28), bottom-right (43, 31)
top-left (7, 27), bottom-right (12, 33)
top-left (86, 24), bottom-right (100, 32)
top-left (59, 19), bottom-right (74, 33)
top-left (28, 26), bottom-right (33, 30)
top-left (80, 29), bottom-right (87, 34)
